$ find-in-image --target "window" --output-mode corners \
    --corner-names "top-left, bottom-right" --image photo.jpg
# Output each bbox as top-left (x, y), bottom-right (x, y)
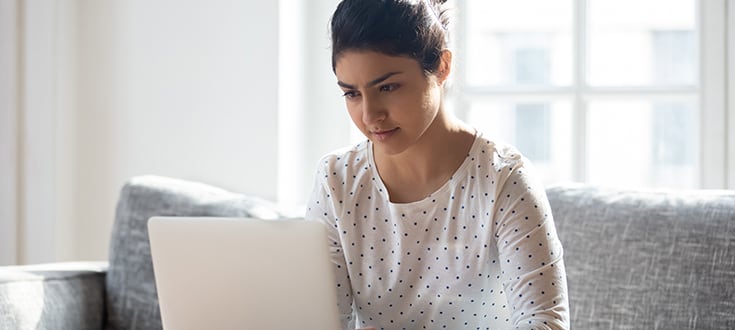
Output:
top-left (515, 104), bottom-right (551, 162)
top-left (456, 0), bottom-right (703, 189)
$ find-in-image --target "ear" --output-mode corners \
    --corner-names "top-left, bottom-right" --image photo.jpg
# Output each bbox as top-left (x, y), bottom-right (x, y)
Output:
top-left (435, 49), bottom-right (453, 85)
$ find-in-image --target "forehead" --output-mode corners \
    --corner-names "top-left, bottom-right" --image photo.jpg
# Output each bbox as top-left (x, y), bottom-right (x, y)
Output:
top-left (334, 50), bottom-right (422, 82)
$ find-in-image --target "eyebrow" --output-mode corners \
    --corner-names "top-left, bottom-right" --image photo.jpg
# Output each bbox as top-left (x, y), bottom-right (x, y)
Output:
top-left (337, 71), bottom-right (402, 89)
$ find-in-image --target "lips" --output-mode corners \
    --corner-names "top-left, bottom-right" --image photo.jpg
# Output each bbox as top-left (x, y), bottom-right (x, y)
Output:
top-left (371, 127), bottom-right (399, 141)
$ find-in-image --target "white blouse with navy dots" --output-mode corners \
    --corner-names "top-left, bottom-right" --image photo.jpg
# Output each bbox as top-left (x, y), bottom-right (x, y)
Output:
top-left (306, 133), bottom-right (570, 330)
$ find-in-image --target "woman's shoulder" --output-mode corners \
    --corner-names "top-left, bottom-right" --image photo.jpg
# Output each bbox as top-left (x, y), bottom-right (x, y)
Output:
top-left (473, 134), bottom-right (525, 168)
top-left (316, 140), bottom-right (371, 173)
top-left (471, 134), bottom-right (546, 192)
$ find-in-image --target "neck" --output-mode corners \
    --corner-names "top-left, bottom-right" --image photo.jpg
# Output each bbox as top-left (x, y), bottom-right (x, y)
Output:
top-left (374, 112), bottom-right (475, 184)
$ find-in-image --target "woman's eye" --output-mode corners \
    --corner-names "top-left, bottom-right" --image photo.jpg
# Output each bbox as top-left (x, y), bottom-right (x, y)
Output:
top-left (379, 83), bottom-right (399, 92)
top-left (342, 91), bottom-right (360, 99)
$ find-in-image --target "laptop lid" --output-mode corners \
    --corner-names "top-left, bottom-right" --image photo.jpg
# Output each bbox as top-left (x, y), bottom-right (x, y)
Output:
top-left (148, 217), bottom-right (341, 330)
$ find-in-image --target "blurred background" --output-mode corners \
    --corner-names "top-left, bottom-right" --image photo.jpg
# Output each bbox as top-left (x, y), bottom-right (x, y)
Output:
top-left (1, 0), bottom-right (733, 265)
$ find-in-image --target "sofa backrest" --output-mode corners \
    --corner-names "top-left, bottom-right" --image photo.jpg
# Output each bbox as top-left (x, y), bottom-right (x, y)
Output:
top-left (546, 184), bottom-right (735, 329)
top-left (106, 177), bottom-right (735, 329)
top-left (105, 176), bottom-right (283, 330)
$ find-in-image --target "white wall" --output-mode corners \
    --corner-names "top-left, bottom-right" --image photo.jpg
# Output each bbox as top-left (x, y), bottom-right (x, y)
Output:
top-left (67, 0), bottom-right (282, 261)
top-left (302, 0), bottom-right (354, 195)
top-left (0, 0), bottom-right (350, 265)
top-left (278, 0), bottom-right (352, 208)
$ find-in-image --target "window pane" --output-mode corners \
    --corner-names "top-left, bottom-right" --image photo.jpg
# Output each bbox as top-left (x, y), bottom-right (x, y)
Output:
top-left (515, 103), bottom-right (551, 161)
top-left (587, 100), bottom-right (698, 188)
top-left (464, 0), bottom-right (573, 87)
top-left (587, 0), bottom-right (697, 86)
top-left (466, 100), bottom-right (574, 183)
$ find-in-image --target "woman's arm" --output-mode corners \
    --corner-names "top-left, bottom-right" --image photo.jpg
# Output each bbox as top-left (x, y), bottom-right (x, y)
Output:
top-left (492, 159), bottom-right (570, 330)
top-left (305, 161), bottom-right (357, 329)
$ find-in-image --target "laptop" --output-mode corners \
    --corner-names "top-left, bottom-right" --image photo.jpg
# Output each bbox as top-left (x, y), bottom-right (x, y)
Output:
top-left (148, 217), bottom-right (341, 330)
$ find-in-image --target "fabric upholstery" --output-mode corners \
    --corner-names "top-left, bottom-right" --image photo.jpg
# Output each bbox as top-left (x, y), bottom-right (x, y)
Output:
top-left (105, 175), bottom-right (283, 330)
top-left (0, 262), bottom-right (107, 330)
top-left (2, 177), bottom-right (734, 330)
top-left (546, 184), bottom-right (735, 330)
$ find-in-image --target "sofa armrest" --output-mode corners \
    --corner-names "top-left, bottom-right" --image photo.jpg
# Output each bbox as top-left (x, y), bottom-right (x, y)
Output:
top-left (0, 261), bottom-right (108, 330)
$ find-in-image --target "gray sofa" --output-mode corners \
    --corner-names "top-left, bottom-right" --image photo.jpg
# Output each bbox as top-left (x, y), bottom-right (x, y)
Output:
top-left (1, 176), bottom-right (733, 329)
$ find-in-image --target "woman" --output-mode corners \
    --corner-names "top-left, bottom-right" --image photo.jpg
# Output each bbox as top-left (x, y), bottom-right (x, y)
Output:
top-left (306, 0), bottom-right (570, 329)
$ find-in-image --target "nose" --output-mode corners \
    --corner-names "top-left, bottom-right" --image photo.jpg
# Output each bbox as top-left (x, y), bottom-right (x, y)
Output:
top-left (361, 95), bottom-right (387, 125)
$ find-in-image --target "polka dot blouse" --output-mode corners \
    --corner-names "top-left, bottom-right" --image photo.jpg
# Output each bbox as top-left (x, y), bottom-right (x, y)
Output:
top-left (306, 133), bottom-right (570, 330)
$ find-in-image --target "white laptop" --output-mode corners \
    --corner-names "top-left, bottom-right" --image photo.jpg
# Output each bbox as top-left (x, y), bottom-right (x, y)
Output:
top-left (148, 216), bottom-right (341, 330)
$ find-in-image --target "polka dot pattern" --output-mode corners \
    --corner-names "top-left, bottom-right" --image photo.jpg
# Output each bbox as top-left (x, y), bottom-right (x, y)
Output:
top-left (306, 134), bottom-right (569, 329)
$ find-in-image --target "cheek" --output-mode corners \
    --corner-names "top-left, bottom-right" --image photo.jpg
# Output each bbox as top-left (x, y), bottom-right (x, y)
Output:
top-left (403, 81), bottom-right (439, 110)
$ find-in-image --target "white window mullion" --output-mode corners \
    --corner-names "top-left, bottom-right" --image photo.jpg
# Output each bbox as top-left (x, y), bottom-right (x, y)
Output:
top-left (20, 0), bottom-right (58, 264)
top-left (453, 0), bottom-right (470, 121)
top-left (700, 0), bottom-right (728, 189)
top-left (728, 0), bottom-right (735, 189)
top-left (0, 0), bottom-right (19, 266)
top-left (465, 87), bottom-right (699, 102)
top-left (573, 0), bottom-right (588, 182)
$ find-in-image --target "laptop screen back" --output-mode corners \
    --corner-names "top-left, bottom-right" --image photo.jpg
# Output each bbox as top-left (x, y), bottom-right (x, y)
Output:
top-left (148, 217), bottom-right (341, 330)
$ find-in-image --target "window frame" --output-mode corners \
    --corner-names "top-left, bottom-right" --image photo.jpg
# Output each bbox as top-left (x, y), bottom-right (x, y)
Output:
top-left (0, 0), bottom-right (19, 266)
top-left (728, 0), bottom-right (735, 189)
top-left (700, 0), bottom-right (728, 189)
top-left (453, 0), bottom-right (730, 189)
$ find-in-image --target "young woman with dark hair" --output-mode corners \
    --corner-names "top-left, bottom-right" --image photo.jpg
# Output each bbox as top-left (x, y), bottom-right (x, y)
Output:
top-left (306, 1), bottom-right (570, 329)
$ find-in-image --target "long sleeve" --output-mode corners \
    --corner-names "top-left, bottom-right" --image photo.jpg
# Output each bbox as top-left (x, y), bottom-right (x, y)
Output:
top-left (492, 158), bottom-right (570, 329)
top-left (305, 160), bottom-right (356, 329)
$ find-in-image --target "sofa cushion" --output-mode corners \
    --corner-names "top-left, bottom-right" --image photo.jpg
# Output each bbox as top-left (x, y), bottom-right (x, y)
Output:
top-left (0, 262), bottom-right (107, 330)
top-left (547, 184), bottom-right (735, 329)
top-left (105, 176), bottom-right (282, 330)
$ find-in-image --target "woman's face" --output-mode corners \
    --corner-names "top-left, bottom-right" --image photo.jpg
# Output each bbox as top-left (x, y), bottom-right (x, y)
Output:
top-left (335, 50), bottom-right (448, 156)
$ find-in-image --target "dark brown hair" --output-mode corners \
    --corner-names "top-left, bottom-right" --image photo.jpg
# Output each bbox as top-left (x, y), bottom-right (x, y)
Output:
top-left (330, 0), bottom-right (450, 74)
